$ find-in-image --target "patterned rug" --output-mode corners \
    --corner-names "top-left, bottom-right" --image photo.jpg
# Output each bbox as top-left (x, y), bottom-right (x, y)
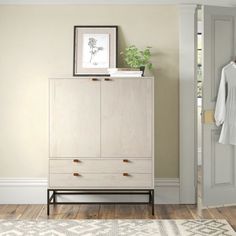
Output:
top-left (0, 219), bottom-right (235, 236)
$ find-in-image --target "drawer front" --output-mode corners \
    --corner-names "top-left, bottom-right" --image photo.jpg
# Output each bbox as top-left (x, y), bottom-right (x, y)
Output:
top-left (49, 173), bottom-right (152, 188)
top-left (50, 158), bottom-right (152, 174)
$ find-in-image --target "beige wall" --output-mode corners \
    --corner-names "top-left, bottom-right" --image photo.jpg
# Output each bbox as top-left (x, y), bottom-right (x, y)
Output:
top-left (0, 5), bottom-right (179, 178)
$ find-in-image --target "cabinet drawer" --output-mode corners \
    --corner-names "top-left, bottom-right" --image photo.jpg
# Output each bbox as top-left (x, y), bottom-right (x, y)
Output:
top-left (49, 173), bottom-right (152, 188)
top-left (49, 158), bottom-right (152, 174)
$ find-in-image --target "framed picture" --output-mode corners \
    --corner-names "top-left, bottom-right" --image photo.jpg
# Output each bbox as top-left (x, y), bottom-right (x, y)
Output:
top-left (73, 25), bottom-right (118, 76)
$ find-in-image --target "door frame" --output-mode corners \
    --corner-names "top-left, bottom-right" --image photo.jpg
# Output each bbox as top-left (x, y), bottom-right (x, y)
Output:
top-left (179, 4), bottom-right (198, 204)
top-left (179, 4), bottom-right (236, 204)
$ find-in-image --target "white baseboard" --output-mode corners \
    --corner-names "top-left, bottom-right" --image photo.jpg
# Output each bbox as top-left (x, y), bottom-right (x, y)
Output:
top-left (0, 178), bottom-right (47, 204)
top-left (155, 178), bottom-right (180, 204)
top-left (0, 178), bottom-right (180, 204)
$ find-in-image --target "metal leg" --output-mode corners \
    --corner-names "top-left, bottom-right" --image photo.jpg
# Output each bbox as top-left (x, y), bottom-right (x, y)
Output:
top-left (151, 189), bottom-right (155, 215)
top-left (46, 189), bottom-right (153, 216)
top-left (149, 190), bottom-right (151, 204)
top-left (47, 189), bottom-right (50, 216)
top-left (53, 191), bottom-right (56, 204)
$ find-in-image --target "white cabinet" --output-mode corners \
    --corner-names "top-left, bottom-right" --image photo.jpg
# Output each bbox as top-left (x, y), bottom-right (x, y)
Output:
top-left (49, 77), bottom-right (154, 190)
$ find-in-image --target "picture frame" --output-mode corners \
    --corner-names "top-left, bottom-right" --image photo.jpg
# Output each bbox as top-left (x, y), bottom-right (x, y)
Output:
top-left (73, 25), bottom-right (118, 76)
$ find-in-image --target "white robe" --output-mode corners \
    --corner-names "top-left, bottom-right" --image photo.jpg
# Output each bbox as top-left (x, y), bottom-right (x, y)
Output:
top-left (214, 61), bottom-right (236, 145)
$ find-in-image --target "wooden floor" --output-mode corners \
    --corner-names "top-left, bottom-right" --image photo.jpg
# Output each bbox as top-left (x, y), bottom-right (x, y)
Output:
top-left (0, 204), bottom-right (236, 230)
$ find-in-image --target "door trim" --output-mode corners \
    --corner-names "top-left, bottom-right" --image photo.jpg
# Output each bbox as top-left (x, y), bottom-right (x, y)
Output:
top-left (179, 4), bottom-right (198, 204)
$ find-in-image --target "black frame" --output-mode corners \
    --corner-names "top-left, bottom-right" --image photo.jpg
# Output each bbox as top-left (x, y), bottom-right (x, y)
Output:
top-left (47, 189), bottom-right (155, 216)
top-left (73, 25), bottom-right (118, 77)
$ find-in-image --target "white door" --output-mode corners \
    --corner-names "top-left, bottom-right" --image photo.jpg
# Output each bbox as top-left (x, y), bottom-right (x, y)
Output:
top-left (50, 78), bottom-right (100, 158)
top-left (202, 6), bottom-right (236, 206)
top-left (101, 78), bottom-right (153, 158)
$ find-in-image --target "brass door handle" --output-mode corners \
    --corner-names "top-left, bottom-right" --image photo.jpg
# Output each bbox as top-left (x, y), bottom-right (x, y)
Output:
top-left (104, 78), bottom-right (112, 81)
top-left (202, 110), bottom-right (215, 124)
top-left (123, 159), bottom-right (129, 163)
top-left (92, 78), bottom-right (100, 81)
top-left (123, 173), bottom-right (130, 176)
top-left (73, 173), bottom-right (81, 176)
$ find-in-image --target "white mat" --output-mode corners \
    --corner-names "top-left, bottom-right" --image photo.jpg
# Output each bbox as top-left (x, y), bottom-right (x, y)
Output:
top-left (0, 219), bottom-right (235, 236)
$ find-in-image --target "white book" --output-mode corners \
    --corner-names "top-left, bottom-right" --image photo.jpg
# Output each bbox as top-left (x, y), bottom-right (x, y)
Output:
top-left (110, 74), bottom-right (142, 77)
top-left (108, 68), bottom-right (140, 73)
top-left (109, 71), bottom-right (142, 76)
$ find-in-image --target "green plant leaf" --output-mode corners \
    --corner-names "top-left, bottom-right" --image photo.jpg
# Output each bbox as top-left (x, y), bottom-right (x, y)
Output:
top-left (120, 45), bottom-right (153, 69)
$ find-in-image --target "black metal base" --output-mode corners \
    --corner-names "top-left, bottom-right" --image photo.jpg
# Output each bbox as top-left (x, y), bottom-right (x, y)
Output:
top-left (47, 189), bottom-right (155, 216)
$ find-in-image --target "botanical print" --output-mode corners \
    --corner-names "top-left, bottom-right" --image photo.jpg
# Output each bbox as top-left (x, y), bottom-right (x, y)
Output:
top-left (82, 34), bottom-right (109, 68)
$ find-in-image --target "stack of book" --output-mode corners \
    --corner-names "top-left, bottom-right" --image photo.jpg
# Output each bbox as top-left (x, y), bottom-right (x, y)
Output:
top-left (107, 68), bottom-right (142, 77)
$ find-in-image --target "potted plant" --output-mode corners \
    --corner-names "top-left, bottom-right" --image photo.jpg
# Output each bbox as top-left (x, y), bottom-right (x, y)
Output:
top-left (120, 45), bottom-right (153, 76)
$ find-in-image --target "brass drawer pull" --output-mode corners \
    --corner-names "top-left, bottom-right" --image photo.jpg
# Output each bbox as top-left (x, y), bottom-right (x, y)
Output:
top-left (73, 159), bottom-right (80, 163)
top-left (92, 78), bottom-right (99, 81)
top-left (104, 78), bottom-right (112, 81)
top-left (123, 159), bottom-right (129, 163)
top-left (73, 173), bottom-right (80, 176)
top-left (123, 173), bottom-right (130, 176)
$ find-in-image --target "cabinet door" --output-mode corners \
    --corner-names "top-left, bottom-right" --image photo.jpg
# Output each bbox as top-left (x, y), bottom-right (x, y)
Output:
top-left (101, 78), bottom-right (153, 158)
top-left (50, 79), bottom-right (100, 158)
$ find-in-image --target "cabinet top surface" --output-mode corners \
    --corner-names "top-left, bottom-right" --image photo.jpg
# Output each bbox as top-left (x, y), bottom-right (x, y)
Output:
top-left (49, 77), bottom-right (154, 80)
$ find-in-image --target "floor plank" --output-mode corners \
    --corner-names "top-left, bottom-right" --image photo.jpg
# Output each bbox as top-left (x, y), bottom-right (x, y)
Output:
top-left (186, 204), bottom-right (201, 219)
top-left (0, 205), bottom-right (28, 220)
top-left (154, 205), bottom-right (170, 219)
top-left (201, 208), bottom-right (213, 219)
top-left (76, 204), bottom-right (100, 219)
top-left (0, 204), bottom-right (236, 231)
top-left (114, 204), bottom-right (136, 219)
top-left (35, 205), bottom-right (47, 220)
top-left (133, 205), bottom-right (153, 219)
top-left (52, 205), bottom-right (80, 219)
top-left (98, 204), bottom-right (115, 219)
top-left (215, 206), bottom-right (236, 231)
top-left (18, 205), bottom-right (43, 220)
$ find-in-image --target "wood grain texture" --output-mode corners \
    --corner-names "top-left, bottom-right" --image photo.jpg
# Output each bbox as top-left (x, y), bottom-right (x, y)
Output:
top-left (19, 205), bottom-right (43, 220)
top-left (0, 204), bottom-right (236, 231)
top-left (114, 204), bottom-right (136, 219)
top-left (98, 205), bottom-right (115, 219)
top-left (49, 173), bottom-right (152, 188)
top-left (49, 158), bottom-right (152, 174)
top-left (50, 79), bottom-right (101, 158)
top-left (76, 204), bottom-right (100, 219)
top-left (101, 78), bottom-right (153, 158)
top-left (49, 77), bottom-right (154, 190)
top-left (0, 205), bottom-right (27, 220)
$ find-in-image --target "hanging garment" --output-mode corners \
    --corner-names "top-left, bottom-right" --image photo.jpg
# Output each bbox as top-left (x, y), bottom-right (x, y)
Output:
top-left (215, 61), bottom-right (236, 145)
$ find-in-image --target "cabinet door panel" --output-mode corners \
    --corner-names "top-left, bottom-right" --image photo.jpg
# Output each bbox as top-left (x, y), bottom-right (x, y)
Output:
top-left (50, 79), bottom-right (100, 157)
top-left (101, 78), bottom-right (152, 157)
